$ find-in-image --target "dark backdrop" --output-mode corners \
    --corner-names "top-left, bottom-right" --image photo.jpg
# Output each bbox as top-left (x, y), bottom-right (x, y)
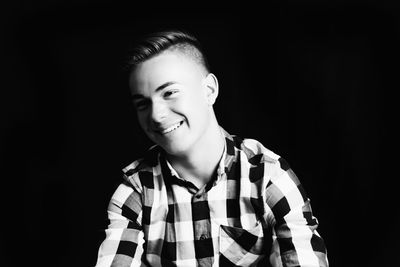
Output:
top-left (1, 1), bottom-right (398, 266)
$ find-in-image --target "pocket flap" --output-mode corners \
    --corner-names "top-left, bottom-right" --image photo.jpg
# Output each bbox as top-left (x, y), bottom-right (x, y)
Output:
top-left (219, 224), bottom-right (266, 266)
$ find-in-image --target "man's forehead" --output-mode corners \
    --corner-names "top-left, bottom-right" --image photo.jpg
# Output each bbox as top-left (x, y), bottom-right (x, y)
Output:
top-left (129, 51), bottom-right (204, 93)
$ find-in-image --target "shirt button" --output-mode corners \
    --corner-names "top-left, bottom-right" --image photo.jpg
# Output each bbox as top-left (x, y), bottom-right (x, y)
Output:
top-left (200, 234), bottom-right (207, 240)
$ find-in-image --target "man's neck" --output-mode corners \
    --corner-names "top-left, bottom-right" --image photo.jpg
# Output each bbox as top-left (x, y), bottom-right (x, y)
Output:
top-left (166, 121), bottom-right (225, 189)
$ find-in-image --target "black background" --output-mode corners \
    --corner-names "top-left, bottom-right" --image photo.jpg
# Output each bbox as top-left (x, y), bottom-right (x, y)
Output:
top-left (1, 1), bottom-right (398, 266)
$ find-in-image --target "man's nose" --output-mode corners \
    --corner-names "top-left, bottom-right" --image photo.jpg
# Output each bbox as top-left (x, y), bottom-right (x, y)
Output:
top-left (150, 101), bottom-right (168, 124)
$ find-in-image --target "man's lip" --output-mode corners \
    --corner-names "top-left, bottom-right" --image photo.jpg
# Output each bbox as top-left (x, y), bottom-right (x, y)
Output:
top-left (152, 120), bottom-right (184, 133)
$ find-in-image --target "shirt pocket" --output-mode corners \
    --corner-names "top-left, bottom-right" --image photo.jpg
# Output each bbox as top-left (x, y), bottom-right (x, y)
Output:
top-left (219, 223), bottom-right (266, 266)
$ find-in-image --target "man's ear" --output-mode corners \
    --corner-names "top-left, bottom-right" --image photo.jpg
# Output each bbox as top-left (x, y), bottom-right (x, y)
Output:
top-left (204, 73), bottom-right (219, 105)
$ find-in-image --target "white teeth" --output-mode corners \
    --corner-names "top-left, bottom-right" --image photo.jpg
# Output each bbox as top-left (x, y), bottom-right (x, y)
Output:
top-left (160, 122), bottom-right (182, 134)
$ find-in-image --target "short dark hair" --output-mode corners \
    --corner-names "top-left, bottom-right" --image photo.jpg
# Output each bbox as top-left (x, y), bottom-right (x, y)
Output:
top-left (127, 30), bottom-right (210, 73)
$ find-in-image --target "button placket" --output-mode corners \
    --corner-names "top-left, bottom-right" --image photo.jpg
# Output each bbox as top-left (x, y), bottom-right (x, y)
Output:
top-left (191, 191), bottom-right (210, 241)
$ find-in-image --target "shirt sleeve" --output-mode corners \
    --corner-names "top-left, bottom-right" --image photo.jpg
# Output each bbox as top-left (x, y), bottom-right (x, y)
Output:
top-left (95, 181), bottom-right (146, 267)
top-left (264, 158), bottom-right (329, 267)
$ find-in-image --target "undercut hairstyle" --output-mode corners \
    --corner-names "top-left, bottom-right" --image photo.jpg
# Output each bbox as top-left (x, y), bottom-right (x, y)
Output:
top-left (127, 30), bottom-right (210, 74)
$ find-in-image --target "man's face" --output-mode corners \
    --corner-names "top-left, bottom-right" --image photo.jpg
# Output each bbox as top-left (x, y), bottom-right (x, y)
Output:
top-left (129, 51), bottom-right (214, 156)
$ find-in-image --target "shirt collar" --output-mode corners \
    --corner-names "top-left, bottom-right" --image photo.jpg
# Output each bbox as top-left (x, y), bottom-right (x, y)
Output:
top-left (161, 126), bottom-right (238, 185)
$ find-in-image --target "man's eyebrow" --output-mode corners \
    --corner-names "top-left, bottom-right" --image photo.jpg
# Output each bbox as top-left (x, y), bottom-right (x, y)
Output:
top-left (155, 81), bottom-right (178, 92)
top-left (132, 81), bottom-right (178, 100)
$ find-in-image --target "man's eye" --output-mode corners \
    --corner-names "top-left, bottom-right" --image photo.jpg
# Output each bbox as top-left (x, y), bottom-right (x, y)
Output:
top-left (163, 90), bottom-right (178, 98)
top-left (134, 100), bottom-right (150, 110)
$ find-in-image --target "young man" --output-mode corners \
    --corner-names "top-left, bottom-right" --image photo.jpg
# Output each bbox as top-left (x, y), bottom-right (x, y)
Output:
top-left (95, 30), bottom-right (328, 267)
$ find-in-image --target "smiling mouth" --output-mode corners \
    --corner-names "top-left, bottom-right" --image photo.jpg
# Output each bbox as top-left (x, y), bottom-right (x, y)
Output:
top-left (158, 121), bottom-right (184, 135)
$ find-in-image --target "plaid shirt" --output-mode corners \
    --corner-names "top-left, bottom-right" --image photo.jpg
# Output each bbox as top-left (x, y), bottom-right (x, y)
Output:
top-left (95, 128), bottom-right (328, 267)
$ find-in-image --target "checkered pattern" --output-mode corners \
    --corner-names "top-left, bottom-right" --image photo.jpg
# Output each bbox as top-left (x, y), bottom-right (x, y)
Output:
top-left (95, 128), bottom-right (328, 266)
